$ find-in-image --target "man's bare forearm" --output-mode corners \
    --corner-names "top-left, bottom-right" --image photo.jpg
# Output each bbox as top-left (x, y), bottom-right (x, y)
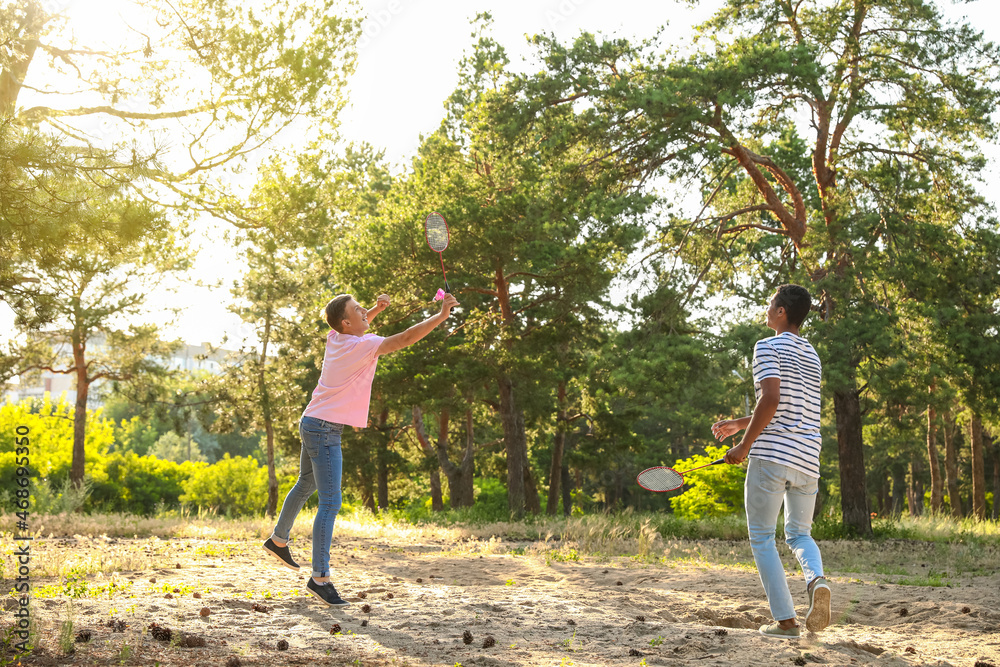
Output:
top-left (732, 416), bottom-right (752, 430)
top-left (377, 310), bottom-right (451, 356)
top-left (397, 312), bottom-right (448, 346)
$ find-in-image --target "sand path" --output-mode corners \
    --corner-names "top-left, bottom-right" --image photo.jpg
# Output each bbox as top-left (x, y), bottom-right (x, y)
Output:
top-left (13, 535), bottom-right (1000, 666)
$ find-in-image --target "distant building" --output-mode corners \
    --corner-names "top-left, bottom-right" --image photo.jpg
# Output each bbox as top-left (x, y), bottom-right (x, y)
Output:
top-left (2, 336), bottom-right (236, 408)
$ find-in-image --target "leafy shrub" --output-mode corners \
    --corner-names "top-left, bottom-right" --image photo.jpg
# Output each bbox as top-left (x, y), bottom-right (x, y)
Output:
top-left (0, 397), bottom-right (114, 512)
top-left (181, 454), bottom-right (267, 515)
top-left (669, 446), bottom-right (745, 519)
top-left (112, 416), bottom-right (160, 456)
top-left (149, 431), bottom-right (207, 463)
top-left (30, 477), bottom-right (92, 514)
top-left (399, 477), bottom-right (515, 524)
top-left (89, 452), bottom-right (201, 514)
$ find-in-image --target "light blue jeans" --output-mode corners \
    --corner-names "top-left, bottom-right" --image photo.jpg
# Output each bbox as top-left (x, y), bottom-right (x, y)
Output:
top-left (745, 457), bottom-right (824, 622)
top-left (270, 416), bottom-right (344, 579)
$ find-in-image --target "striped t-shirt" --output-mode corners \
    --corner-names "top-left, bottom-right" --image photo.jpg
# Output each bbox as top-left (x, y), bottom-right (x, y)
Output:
top-left (749, 332), bottom-right (822, 478)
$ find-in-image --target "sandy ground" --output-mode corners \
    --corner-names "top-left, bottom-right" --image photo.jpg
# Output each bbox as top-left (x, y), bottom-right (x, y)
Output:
top-left (6, 535), bottom-right (1000, 667)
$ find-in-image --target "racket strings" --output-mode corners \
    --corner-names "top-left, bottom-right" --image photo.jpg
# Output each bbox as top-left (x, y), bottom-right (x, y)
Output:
top-left (425, 213), bottom-right (449, 252)
top-left (636, 467), bottom-right (683, 492)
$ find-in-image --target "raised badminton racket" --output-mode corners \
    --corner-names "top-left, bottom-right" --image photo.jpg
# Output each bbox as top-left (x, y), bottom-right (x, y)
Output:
top-left (424, 211), bottom-right (451, 294)
top-left (636, 458), bottom-right (725, 492)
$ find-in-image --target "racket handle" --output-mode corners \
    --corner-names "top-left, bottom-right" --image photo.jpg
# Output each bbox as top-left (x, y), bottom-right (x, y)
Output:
top-left (445, 280), bottom-right (451, 294)
top-left (682, 458), bottom-right (726, 474)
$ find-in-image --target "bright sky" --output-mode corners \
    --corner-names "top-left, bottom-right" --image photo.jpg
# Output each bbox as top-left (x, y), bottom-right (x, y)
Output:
top-left (3, 0), bottom-right (1000, 350)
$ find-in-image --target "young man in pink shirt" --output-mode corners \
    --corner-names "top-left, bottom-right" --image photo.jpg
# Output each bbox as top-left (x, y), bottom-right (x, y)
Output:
top-left (263, 291), bottom-right (459, 607)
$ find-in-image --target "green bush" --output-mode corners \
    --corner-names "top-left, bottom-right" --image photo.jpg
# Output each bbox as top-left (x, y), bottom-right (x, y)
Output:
top-left (669, 446), bottom-right (745, 519)
top-left (181, 454), bottom-right (267, 516)
top-left (112, 416), bottom-right (159, 456)
top-left (0, 397), bottom-right (114, 512)
top-left (149, 431), bottom-right (207, 463)
top-left (30, 477), bottom-right (92, 514)
top-left (399, 477), bottom-right (515, 524)
top-left (89, 452), bottom-right (201, 515)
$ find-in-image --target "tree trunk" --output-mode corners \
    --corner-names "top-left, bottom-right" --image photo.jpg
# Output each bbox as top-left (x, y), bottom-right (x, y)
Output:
top-left (876, 477), bottom-right (890, 516)
top-left (428, 467), bottom-right (443, 512)
top-left (890, 466), bottom-right (906, 517)
top-left (376, 410), bottom-right (389, 511)
top-left (257, 311), bottom-right (279, 518)
top-left (524, 459), bottom-right (541, 514)
top-left (833, 386), bottom-right (872, 536)
top-left (436, 408), bottom-right (455, 507)
top-left (0, 2), bottom-right (42, 115)
top-left (359, 476), bottom-right (376, 513)
top-left (926, 400), bottom-right (943, 512)
top-left (494, 261), bottom-right (539, 518)
top-left (498, 374), bottom-right (536, 518)
top-left (991, 433), bottom-right (999, 521)
top-left (546, 380), bottom-right (567, 516)
top-left (376, 453), bottom-right (389, 511)
top-left (907, 458), bottom-right (923, 518)
top-left (263, 414), bottom-right (277, 516)
top-left (70, 335), bottom-right (89, 488)
top-left (969, 413), bottom-right (986, 520)
top-left (561, 460), bottom-right (572, 517)
top-left (943, 410), bottom-right (962, 518)
top-left (411, 406), bottom-right (444, 511)
top-left (452, 409), bottom-right (476, 508)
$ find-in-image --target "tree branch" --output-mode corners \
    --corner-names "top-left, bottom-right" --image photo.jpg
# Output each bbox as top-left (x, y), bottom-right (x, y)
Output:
top-left (461, 286), bottom-right (500, 298)
top-left (713, 204), bottom-right (774, 237)
top-left (20, 102), bottom-right (218, 124)
top-left (719, 221), bottom-right (789, 236)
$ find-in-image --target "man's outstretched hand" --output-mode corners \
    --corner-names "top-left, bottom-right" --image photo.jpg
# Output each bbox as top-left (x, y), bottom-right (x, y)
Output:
top-left (440, 293), bottom-right (458, 317)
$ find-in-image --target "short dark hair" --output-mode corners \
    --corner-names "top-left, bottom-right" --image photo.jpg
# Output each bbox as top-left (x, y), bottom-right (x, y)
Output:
top-left (324, 294), bottom-right (353, 332)
top-left (774, 284), bottom-right (811, 327)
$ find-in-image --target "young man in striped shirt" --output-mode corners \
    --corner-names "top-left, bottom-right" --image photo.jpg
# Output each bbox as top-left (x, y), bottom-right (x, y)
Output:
top-left (711, 284), bottom-right (831, 638)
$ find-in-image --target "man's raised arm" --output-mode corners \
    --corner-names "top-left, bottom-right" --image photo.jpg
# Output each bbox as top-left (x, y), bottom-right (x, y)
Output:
top-left (377, 294), bottom-right (458, 356)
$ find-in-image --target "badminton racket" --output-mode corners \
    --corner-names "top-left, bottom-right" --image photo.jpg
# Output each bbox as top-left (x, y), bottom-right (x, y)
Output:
top-left (424, 211), bottom-right (451, 294)
top-left (636, 458), bottom-right (725, 492)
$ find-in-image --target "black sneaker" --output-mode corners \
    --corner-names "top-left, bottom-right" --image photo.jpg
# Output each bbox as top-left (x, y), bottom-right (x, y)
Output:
top-left (306, 578), bottom-right (349, 607)
top-left (262, 538), bottom-right (300, 570)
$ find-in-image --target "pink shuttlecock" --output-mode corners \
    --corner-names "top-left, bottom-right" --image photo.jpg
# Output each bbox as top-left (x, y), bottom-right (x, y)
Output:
top-left (433, 288), bottom-right (445, 301)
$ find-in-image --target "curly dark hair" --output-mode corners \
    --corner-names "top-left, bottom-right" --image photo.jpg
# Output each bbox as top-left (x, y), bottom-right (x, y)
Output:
top-left (774, 284), bottom-right (811, 327)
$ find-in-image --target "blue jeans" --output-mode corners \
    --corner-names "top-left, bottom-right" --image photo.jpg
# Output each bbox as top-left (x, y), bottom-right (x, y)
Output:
top-left (271, 416), bottom-right (344, 579)
top-left (745, 457), bottom-right (824, 622)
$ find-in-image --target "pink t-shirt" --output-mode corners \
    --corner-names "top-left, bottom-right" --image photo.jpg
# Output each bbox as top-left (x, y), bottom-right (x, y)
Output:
top-left (302, 331), bottom-right (385, 428)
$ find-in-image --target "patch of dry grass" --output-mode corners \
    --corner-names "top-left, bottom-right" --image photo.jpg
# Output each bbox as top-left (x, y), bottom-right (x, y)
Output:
top-left (4, 508), bottom-right (998, 585)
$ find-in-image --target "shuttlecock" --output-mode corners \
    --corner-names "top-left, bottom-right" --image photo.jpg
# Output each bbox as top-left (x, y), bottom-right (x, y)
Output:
top-left (433, 288), bottom-right (445, 301)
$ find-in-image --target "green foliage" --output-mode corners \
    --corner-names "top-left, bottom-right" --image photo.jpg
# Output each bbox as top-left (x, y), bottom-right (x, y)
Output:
top-left (149, 431), bottom-right (208, 463)
top-left (3, 175), bottom-right (193, 486)
top-left (90, 452), bottom-right (199, 515)
top-left (1, 0), bottom-right (361, 224)
top-left (180, 454), bottom-right (268, 516)
top-left (111, 416), bottom-right (160, 457)
top-left (399, 477), bottom-right (513, 525)
top-left (322, 18), bottom-right (657, 517)
top-left (0, 396), bottom-right (295, 516)
top-left (26, 478), bottom-right (92, 515)
top-left (669, 447), bottom-right (745, 519)
top-left (0, 123), bottom-right (151, 315)
top-left (0, 397), bottom-right (114, 510)
top-left (104, 372), bottom-right (262, 463)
